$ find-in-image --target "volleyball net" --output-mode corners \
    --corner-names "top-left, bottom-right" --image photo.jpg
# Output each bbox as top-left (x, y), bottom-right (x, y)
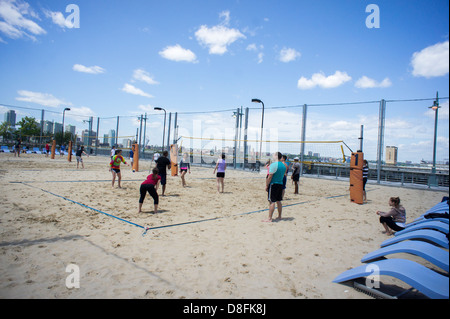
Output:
top-left (177, 136), bottom-right (352, 166)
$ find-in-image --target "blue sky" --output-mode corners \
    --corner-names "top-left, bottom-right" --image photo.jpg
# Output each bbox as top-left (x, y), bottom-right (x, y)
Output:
top-left (0, 0), bottom-right (449, 162)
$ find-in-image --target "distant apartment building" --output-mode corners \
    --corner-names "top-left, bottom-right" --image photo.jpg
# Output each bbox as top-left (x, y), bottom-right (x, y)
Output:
top-left (123, 139), bottom-right (132, 148)
top-left (53, 122), bottom-right (63, 135)
top-left (81, 129), bottom-right (97, 147)
top-left (65, 124), bottom-right (76, 135)
top-left (103, 134), bottom-right (110, 145)
top-left (109, 129), bottom-right (116, 146)
top-left (4, 110), bottom-right (16, 127)
top-left (42, 120), bottom-right (54, 135)
top-left (386, 146), bottom-right (398, 165)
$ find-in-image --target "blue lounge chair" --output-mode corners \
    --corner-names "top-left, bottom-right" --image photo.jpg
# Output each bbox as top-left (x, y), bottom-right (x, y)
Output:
top-left (333, 259), bottom-right (449, 299)
top-left (381, 229), bottom-right (449, 249)
top-left (361, 241), bottom-right (449, 272)
top-left (423, 202), bottom-right (449, 215)
top-left (409, 217), bottom-right (449, 227)
top-left (395, 220), bottom-right (449, 236)
top-left (1, 145), bottom-right (10, 153)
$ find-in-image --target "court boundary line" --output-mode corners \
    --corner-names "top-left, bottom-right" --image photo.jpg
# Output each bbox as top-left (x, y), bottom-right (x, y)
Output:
top-left (16, 181), bottom-right (374, 235)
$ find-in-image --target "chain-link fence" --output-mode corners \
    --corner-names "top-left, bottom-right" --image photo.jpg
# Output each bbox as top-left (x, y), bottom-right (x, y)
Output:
top-left (1, 94), bottom-right (448, 188)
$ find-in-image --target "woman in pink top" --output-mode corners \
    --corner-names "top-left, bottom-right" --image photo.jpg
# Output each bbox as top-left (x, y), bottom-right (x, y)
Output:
top-left (138, 167), bottom-right (161, 214)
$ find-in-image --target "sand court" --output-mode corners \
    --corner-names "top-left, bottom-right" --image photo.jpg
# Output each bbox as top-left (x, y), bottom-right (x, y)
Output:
top-left (0, 153), bottom-right (447, 299)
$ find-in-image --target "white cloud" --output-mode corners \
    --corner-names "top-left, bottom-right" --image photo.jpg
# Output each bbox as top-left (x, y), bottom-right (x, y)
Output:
top-left (159, 44), bottom-right (198, 63)
top-left (279, 47), bottom-right (301, 63)
top-left (411, 40), bottom-right (449, 78)
top-left (219, 10), bottom-right (230, 26)
top-left (195, 11), bottom-right (245, 55)
top-left (65, 106), bottom-right (96, 122)
top-left (355, 76), bottom-right (392, 88)
top-left (297, 71), bottom-right (352, 89)
top-left (133, 69), bottom-right (159, 85)
top-left (43, 9), bottom-right (70, 28)
top-left (257, 52), bottom-right (264, 64)
top-left (137, 104), bottom-right (155, 112)
top-left (73, 64), bottom-right (105, 74)
top-left (15, 90), bottom-right (71, 107)
top-left (121, 83), bottom-right (153, 98)
top-left (246, 43), bottom-right (258, 51)
top-left (196, 25), bottom-right (245, 55)
top-left (246, 43), bottom-right (264, 63)
top-left (0, 0), bottom-right (46, 41)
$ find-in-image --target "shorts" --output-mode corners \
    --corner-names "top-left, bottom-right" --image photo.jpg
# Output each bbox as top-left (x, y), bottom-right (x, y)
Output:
top-left (267, 183), bottom-right (283, 203)
top-left (292, 173), bottom-right (300, 182)
top-left (159, 173), bottom-right (167, 185)
top-left (216, 172), bottom-right (225, 178)
top-left (363, 177), bottom-right (368, 190)
top-left (112, 168), bottom-right (120, 173)
top-left (76, 156), bottom-right (83, 163)
top-left (180, 168), bottom-right (188, 172)
top-left (282, 175), bottom-right (287, 189)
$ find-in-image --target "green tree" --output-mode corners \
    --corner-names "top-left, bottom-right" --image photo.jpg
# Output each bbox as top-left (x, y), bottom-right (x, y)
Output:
top-left (0, 121), bottom-right (15, 142)
top-left (54, 131), bottom-right (75, 146)
top-left (17, 116), bottom-right (40, 142)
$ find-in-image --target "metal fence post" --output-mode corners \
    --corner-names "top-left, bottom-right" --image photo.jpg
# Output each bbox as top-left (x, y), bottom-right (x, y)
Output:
top-left (300, 104), bottom-right (307, 176)
top-left (96, 117), bottom-right (100, 155)
top-left (167, 112), bottom-right (172, 152)
top-left (376, 99), bottom-right (386, 184)
top-left (243, 107), bottom-right (249, 169)
top-left (116, 116), bottom-right (120, 147)
top-left (233, 108), bottom-right (240, 169)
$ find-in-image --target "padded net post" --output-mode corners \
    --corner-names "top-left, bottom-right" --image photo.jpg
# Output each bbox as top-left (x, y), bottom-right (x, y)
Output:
top-left (132, 144), bottom-right (139, 171)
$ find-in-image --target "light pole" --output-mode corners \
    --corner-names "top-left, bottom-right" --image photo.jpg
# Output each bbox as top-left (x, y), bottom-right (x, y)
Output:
top-left (251, 98), bottom-right (264, 167)
top-left (232, 108), bottom-right (244, 168)
top-left (154, 107), bottom-right (166, 152)
top-left (62, 107), bottom-right (70, 147)
top-left (429, 92), bottom-right (440, 186)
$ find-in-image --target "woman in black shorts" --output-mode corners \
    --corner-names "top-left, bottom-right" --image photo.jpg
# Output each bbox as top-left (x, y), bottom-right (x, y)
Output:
top-left (138, 168), bottom-right (161, 214)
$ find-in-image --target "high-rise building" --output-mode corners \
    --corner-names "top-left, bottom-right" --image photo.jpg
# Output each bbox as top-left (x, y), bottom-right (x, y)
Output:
top-left (103, 134), bottom-right (109, 145)
top-left (385, 146), bottom-right (398, 165)
top-left (53, 122), bottom-right (63, 135)
top-left (65, 124), bottom-right (76, 135)
top-left (123, 139), bottom-right (131, 148)
top-left (108, 129), bottom-right (116, 146)
top-left (4, 110), bottom-right (16, 127)
top-left (42, 120), bottom-right (53, 135)
top-left (81, 129), bottom-right (97, 146)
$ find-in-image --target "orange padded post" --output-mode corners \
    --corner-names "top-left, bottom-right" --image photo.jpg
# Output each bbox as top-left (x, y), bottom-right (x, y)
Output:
top-left (51, 140), bottom-right (56, 159)
top-left (350, 152), bottom-right (364, 204)
top-left (132, 144), bottom-right (139, 172)
top-left (67, 141), bottom-right (72, 162)
top-left (170, 144), bottom-right (178, 176)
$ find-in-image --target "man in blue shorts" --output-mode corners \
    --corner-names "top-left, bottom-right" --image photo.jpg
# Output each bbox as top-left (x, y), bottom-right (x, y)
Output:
top-left (263, 152), bottom-right (286, 222)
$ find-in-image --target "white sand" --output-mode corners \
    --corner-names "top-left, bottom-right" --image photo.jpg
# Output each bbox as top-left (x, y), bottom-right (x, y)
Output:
top-left (0, 153), bottom-right (447, 299)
